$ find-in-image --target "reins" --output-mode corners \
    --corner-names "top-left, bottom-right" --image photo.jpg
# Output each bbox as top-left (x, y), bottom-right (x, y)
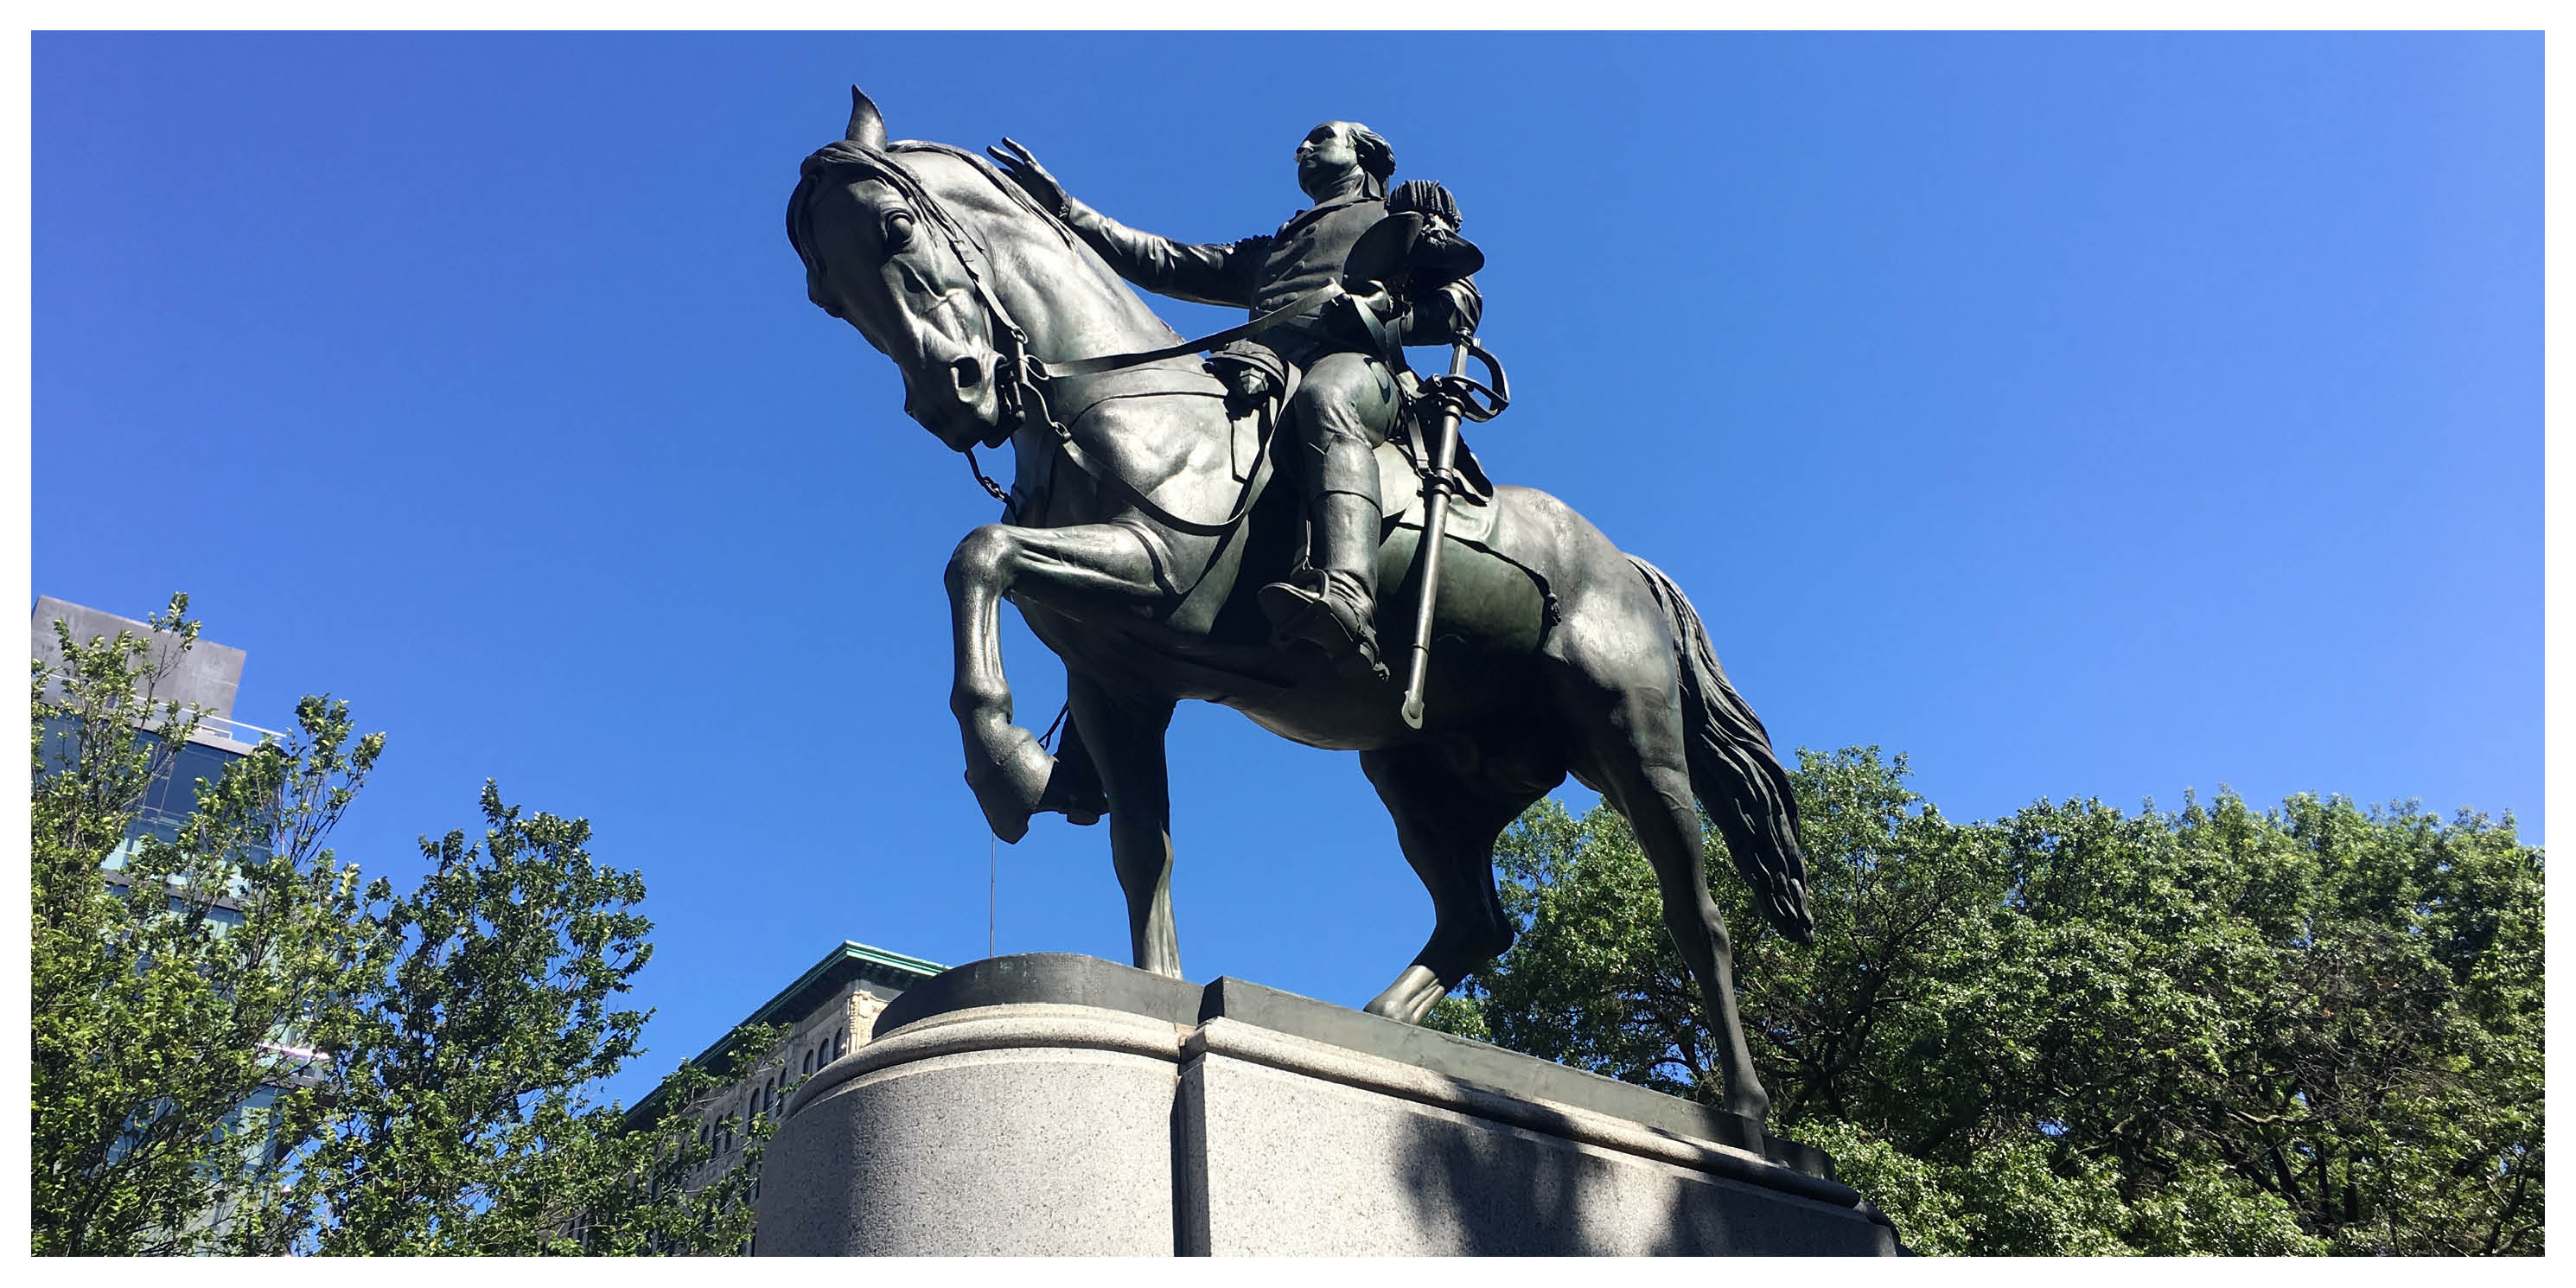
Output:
top-left (1035, 279), bottom-right (1350, 379)
top-left (815, 140), bottom-right (1300, 533)
top-left (1017, 374), bottom-right (1263, 538)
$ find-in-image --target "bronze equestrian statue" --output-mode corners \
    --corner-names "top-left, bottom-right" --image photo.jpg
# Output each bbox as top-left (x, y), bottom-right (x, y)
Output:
top-left (787, 88), bottom-right (1814, 1123)
top-left (990, 122), bottom-right (1481, 677)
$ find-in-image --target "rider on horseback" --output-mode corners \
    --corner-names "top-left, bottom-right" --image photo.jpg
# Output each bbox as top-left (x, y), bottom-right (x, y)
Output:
top-left (990, 122), bottom-right (1482, 674)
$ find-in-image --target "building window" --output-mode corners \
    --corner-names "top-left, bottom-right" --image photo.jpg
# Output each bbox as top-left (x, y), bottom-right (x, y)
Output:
top-left (835, 1027), bottom-right (848, 1059)
top-left (801, 1049), bottom-right (814, 1075)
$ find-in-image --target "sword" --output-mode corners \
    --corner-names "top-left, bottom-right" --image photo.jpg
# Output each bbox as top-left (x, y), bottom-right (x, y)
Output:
top-left (1399, 338), bottom-right (1476, 730)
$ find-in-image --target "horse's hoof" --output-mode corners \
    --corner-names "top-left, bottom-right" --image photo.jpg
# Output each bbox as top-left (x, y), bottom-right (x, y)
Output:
top-left (1362, 964), bottom-right (1444, 1025)
top-left (1725, 1088), bottom-right (1772, 1125)
top-left (964, 768), bottom-right (1032, 843)
top-left (964, 728), bottom-right (1052, 844)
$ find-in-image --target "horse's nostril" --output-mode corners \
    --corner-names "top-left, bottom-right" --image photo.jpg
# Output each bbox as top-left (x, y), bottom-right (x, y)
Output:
top-left (952, 355), bottom-right (984, 391)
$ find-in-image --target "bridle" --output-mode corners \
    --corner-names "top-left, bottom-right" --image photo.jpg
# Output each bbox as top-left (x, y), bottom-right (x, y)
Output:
top-left (796, 139), bottom-right (1511, 538)
top-left (795, 139), bottom-right (1338, 531)
top-left (794, 140), bottom-right (1054, 491)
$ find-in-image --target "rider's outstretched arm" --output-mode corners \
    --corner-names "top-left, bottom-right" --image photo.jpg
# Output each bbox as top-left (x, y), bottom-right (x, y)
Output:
top-left (1059, 198), bottom-right (1265, 311)
top-left (988, 137), bottom-right (1259, 309)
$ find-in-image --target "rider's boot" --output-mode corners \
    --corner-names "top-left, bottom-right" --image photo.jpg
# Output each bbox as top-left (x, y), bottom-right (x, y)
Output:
top-left (1259, 479), bottom-right (1386, 678)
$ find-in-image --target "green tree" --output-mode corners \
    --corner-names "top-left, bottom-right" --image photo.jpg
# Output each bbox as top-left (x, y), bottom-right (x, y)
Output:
top-left (32, 596), bottom-right (380, 1254)
top-left (1430, 748), bottom-right (2543, 1255)
top-left (280, 787), bottom-right (769, 1255)
top-left (32, 596), bottom-right (762, 1255)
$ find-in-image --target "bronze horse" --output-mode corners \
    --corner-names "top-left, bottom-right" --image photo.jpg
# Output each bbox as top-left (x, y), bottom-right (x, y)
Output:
top-left (787, 89), bottom-right (1813, 1121)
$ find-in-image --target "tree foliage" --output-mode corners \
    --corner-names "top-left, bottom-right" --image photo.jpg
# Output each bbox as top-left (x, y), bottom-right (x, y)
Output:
top-left (32, 596), bottom-right (762, 1255)
top-left (1428, 748), bottom-right (2544, 1256)
top-left (31, 597), bottom-right (378, 1254)
top-left (277, 786), bottom-right (769, 1255)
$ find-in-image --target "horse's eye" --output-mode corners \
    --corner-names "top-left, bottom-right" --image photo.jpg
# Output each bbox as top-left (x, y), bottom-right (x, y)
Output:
top-left (883, 211), bottom-right (917, 253)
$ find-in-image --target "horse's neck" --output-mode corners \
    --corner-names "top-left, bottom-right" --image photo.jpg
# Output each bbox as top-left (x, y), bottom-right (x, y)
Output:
top-left (901, 146), bottom-right (1177, 366)
top-left (992, 242), bottom-right (1176, 369)
top-left (915, 155), bottom-right (1222, 520)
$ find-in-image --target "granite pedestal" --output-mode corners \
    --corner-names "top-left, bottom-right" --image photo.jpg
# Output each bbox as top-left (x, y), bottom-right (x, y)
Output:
top-left (756, 953), bottom-right (1904, 1257)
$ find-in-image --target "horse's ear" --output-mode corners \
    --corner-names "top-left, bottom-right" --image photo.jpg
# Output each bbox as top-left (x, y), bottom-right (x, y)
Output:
top-left (845, 86), bottom-right (888, 149)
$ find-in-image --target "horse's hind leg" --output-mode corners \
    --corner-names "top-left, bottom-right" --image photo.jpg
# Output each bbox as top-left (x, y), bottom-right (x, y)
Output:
top-left (1066, 673), bottom-right (1183, 978)
top-left (1358, 744), bottom-right (1549, 1024)
top-left (1546, 633), bottom-right (1772, 1122)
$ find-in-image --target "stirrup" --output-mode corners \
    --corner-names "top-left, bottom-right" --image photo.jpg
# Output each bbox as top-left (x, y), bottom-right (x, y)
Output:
top-left (1258, 580), bottom-right (1387, 679)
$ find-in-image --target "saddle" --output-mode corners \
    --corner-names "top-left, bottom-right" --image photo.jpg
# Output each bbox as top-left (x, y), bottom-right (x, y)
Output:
top-left (1208, 340), bottom-right (1497, 519)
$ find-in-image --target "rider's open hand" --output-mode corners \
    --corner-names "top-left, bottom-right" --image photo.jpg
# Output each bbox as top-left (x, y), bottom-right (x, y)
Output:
top-left (986, 137), bottom-right (1069, 215)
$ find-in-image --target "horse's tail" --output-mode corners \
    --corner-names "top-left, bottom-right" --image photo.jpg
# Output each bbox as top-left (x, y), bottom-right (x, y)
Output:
top-left (1629, 556), bottom-right (1815, 943)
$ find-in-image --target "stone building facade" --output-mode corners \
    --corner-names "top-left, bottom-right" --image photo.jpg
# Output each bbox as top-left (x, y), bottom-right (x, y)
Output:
top-left (622, 940), bottom-right (944, 1249)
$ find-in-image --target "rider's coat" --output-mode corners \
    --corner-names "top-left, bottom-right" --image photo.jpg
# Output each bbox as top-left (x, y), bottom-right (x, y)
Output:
top-left (1058, 193), bottom-right (1482, 367)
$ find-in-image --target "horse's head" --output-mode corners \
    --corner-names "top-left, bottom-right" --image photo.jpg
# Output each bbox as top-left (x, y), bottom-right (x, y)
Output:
top-left (787, 89), bottom-right (1018, 452)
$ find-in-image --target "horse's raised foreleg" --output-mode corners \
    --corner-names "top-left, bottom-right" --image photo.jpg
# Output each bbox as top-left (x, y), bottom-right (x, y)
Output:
top-left (1357, 744), bottom-right (1552, 1024)
top-left (1066, 673), bottom-right (1183, 978)
top-left (944, 520), bottom-right (1166, 843)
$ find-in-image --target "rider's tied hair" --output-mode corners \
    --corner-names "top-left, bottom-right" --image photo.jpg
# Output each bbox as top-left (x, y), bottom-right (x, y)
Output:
top-left (1348, 123), bottom-right (1396, 195)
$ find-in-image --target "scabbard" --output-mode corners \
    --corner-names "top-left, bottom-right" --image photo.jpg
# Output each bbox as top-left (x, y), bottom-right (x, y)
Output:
top-left (1399, 341), bottom-right (1473, 730)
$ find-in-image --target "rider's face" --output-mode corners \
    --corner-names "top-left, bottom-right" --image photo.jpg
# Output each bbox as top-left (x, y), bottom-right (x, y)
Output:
top-left (1294, 122), bottom-right (1362, 200)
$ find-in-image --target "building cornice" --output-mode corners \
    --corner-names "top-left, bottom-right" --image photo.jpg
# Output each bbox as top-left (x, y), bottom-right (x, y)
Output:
top-left (620, 940), bottom-right (945, 1130)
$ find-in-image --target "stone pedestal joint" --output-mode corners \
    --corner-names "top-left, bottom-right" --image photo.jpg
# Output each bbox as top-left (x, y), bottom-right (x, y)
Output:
top-left (757, 953), bottom-right (1904, 1257)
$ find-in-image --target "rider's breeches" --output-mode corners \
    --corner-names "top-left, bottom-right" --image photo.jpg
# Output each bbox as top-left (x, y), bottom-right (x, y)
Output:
top-left (1287, 352), bottom-right (1399, 506)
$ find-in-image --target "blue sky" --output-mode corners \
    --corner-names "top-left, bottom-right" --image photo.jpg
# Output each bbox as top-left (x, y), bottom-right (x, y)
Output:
top-left (32, 32), bottom-right (2541, 1107)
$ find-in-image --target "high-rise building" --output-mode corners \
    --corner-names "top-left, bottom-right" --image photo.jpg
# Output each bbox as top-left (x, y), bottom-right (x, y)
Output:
top-left (32, 596), bottom-right (275, 893)
top-left (31, 596), bottom-right (320, 1228)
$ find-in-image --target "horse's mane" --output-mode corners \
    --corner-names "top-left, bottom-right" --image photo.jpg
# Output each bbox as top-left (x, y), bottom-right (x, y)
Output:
top-left (787, 138), bottom-right (1087, 318)
top-left (886, 141), bottom-right (1084, 253)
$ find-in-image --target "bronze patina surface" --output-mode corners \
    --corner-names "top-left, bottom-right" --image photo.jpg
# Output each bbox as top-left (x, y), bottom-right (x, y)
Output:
top-left (786, 88), bottom-right (1812, 1123)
